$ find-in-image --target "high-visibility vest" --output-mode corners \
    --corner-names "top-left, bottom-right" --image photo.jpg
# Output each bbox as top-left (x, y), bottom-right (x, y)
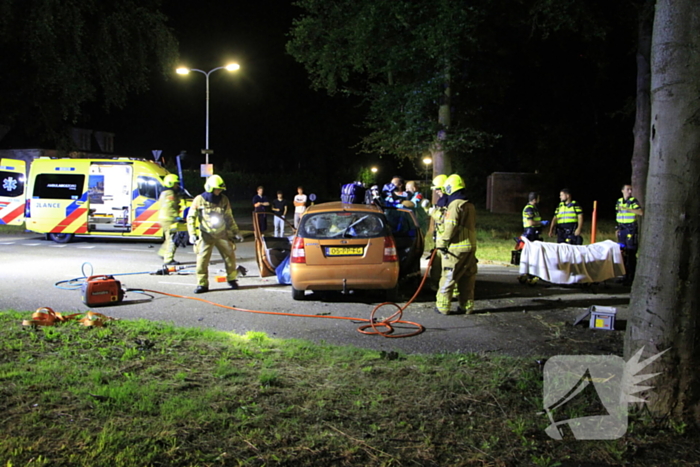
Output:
top-left (522, 203), bottom-right (541, 228)
top-left (554, 200), bottom-right (582, 226)
top-left (616, 197), bottom-right (640, 224)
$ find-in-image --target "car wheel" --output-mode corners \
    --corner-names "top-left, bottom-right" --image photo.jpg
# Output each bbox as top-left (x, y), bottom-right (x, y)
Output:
top-left (291, 286), bottom-right (305, 301)
top-left (49, 233), bottom-right (74, 244)
top-left (384, 283), bottom-right (399, 302)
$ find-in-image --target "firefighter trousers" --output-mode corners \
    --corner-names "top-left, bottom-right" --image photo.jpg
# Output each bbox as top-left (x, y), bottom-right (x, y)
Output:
top-left (158, 222), bottom-right (178, 263)
top-left (195, 231), bottom-right (238, 287)
top-left (436, 251), bottom-right (477, 314)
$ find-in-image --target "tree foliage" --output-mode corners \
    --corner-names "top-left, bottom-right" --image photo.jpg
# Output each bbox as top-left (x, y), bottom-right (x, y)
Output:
top-left (0, 0), bottom-right (178, 147)
top-left (287, 0), bottom-right (487, 160)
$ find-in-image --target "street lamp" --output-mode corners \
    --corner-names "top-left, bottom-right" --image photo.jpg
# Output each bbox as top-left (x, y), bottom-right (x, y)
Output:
top-left (422, 157), bottom-right (432, 183)
top-left (371, 166), bottom-right (378, 183)
top-left (176, 63), bottom-right (240, 168)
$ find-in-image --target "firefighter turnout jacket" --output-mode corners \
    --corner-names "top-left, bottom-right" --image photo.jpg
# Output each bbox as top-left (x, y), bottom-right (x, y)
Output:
top-left (158, 188), bottom-right (184, 230)
top-left (187, 192), bottom-right (240, 239)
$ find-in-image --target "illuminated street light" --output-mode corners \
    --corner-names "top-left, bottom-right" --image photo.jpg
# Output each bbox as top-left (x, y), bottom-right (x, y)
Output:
top-left (176, 63), bottom-right (240, 167)
top-left (422, 157), bottom-right (432, 183)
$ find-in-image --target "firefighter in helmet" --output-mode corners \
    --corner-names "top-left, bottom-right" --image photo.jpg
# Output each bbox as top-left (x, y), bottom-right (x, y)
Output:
top-left (187, 174), bottom-right (244, 294)
top-left (435, 173), bottom-right (477, 315)
top-left (158, 174), bottom-right (185, 266)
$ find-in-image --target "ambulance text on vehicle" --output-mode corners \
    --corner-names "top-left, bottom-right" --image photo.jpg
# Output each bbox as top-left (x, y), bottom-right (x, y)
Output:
top-left (23, 157), bottom-right (188, 243)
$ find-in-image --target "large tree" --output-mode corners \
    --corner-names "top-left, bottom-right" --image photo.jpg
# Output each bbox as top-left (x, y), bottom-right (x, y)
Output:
top-left (624, 0), bottom-right (700, 421)
top-left (286, 0), bottom-right (487, 177)
top-left (0, 0), bottom-right (178, 148)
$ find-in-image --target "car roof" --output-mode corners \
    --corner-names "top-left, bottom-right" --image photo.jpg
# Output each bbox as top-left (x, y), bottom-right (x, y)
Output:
top-left (304, 201), bottom-right (383, 215)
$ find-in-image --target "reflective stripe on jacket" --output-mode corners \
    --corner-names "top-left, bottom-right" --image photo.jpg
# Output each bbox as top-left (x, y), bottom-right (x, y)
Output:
top-left (158, 189), bottom-right (183, 225)
top-left (522, 204), bottom-right (541, 228)
top-left (436, 199), bottom-right (476, 256)
top-left (616, 197), bottom-right (640, 224)
top-left (554, 200), bottom-right (582, 226)
top-left (187, 194), bottom-right (239, 238)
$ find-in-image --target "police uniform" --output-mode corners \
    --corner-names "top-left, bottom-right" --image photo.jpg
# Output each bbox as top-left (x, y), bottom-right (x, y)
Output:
top-left (521, 202), bottom-right (542, 241)
top-left (157, 186), bottom-right (184, 264)
top-left (554, 200), bottom-right (583, 244)
top-left (616, 196), bottom-right (641, 284)
top-left (435, 178), bottom-right (477, 315)
top-left (187, 191), bottom-right (241, 290)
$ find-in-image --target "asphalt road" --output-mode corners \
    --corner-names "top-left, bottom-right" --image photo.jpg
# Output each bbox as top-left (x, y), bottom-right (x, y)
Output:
top-left (0, 229), bottom-right (632, 357)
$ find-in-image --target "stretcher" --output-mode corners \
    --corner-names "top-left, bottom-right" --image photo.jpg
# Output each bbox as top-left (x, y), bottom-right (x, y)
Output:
top-left (517, 237), bottom-right (625, 285)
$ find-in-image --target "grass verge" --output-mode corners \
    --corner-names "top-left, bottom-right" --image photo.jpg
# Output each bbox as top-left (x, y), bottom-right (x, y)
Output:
top-left (1, 312), bottom-right (696, 466)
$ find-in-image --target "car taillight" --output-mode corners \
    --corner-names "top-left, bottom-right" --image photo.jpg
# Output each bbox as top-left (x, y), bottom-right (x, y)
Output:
top-left (291, 236), bottom-right (306, 263)
top-left (383, 236), bottom-right (398, 262)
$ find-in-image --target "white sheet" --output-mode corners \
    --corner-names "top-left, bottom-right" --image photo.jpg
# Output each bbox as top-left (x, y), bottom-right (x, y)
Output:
top-left (518, 238), bottom-right (626, 284)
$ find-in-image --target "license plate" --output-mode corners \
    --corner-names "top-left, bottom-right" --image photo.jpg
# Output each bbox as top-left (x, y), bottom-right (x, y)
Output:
top-left (326, 246), bottom-right (363, 256)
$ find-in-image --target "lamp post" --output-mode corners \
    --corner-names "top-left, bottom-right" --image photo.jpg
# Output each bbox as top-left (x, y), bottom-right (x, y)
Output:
top-left (371, 166), bottom-right (378, 184)
top-left (176, 63), bottom-right (240, 168)
top-left (422, 157), bottom-right (432, 184)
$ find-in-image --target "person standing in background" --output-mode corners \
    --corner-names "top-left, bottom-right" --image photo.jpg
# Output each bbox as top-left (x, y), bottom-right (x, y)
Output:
top-left (271, 190), bottom-right (289, 237)
top-left (548, 188), bottom-right (583, 244)
top-left (252, 186), bottom-right (270, 234)
top-left (157, 174), bottom-right (185, 266)
top-left (293, 186), bottom-right (307, 229)
top-left (616, 184), bottom-right (643, 285)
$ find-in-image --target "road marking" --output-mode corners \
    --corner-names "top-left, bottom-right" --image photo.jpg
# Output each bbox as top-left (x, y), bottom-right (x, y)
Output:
top-left (48, 244), bottom-right (68, 248)
top-left (76, 246), bottom-right (96, 249)
top-left (0, 242), bottom-right (15, 245)
top-left (121, 249), bottom-right (151, 252)
top-left (22, 243), bottom-right (41, 246)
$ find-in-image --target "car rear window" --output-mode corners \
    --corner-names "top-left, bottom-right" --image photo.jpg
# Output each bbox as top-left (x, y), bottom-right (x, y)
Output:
top-left (299, 211), bottom-right (388, 239)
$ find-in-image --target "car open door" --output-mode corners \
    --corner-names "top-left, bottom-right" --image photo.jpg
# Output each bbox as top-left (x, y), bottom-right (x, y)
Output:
top-left (0, 158), bottom-right (26, 225)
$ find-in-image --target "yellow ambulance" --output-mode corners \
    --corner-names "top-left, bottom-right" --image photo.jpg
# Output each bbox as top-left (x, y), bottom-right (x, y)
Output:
top-left (0, 158), bottom-right (27, 226)
top-left (21, 157), bottom-right (188, 243)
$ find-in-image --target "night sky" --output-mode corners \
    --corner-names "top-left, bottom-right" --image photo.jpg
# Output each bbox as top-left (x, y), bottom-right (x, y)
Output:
top-left (91, 0), bottom-right (367, 175)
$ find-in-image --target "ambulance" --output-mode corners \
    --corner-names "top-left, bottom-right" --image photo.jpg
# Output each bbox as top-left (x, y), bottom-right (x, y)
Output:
top-left (0, 158), bottom-right (27, 226)
top-left (9, 157), bottom-right (188, 243)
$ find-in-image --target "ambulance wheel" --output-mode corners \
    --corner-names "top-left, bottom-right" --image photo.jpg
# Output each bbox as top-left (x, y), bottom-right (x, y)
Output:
top-left (49, 233), bottom-right (74, 244)
top-left (291, 286), bottom-right (305, 301)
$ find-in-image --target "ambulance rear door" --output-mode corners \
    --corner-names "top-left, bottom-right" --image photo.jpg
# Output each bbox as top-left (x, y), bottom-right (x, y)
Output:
top-left (87, 162), bottom-right (133, 233)
top-left (0, 158), bottom-right (26, 225)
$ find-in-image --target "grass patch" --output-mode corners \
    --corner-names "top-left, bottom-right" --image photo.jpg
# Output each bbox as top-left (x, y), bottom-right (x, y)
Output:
top-left (1, 312), bottom-right (695, 466)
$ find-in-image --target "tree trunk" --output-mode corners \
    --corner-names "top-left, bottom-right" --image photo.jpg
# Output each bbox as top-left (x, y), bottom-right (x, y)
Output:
top-left (431, 66), bottom-right (452, 181)
top-left (624, 0), bottom-right (700, 422)
top-left (630, 0), bottom-right (653, 207)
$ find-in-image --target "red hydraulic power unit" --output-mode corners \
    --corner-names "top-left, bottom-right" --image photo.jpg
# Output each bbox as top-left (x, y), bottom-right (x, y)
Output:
top-left (81, 275), bottom-right (124, 307)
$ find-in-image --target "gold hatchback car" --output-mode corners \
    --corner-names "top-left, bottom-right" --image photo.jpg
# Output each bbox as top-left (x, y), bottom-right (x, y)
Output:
top-left (290, 201), bottom-right (423, 301)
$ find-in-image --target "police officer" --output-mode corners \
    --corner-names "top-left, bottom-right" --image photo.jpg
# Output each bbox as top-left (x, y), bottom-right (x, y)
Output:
top-left (616, 184), bottom-right (643, 285)
top-left (435, 174), bottom-right (477, 315)
top-left (157, 174), bottom-right (185, 266)
top-left (187, 174), bottom-right (244, 294)
top-left (548, 188), bottom-right (583, 244)
top-left (522, 191), bottom-right (544, 242)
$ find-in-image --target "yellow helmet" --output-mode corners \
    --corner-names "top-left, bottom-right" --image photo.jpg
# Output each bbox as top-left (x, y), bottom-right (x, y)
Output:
top-left (205, 174), bottom-right (226, 192)
top-left (431, 174), bottom-right (447, 190)
top-left (163, 174), bottom-right (180, 188)
top-left (443, 174), bottom-right (465, 196)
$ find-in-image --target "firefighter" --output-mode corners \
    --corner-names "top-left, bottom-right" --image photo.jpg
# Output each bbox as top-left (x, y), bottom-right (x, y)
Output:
top-left (616, 184), bottom-right (643, 285)
top-left (157, 174), bottom-right (185, 266)
top-left (548, 188), bottom-right (583, 244)
top-left (435, 173), bottom-right (477, 315)
top-left (187, 174), bottom-right (244, 294)
top-left (427, 174), bottom-right (448, 290)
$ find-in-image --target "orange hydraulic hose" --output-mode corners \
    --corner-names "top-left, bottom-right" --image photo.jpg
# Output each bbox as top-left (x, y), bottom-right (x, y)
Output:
top-left (140, 250), bottom-right (437, 339)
